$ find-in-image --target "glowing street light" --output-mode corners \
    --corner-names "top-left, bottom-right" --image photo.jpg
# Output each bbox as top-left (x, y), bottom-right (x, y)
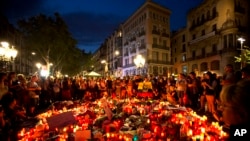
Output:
top-left (0, 41), bottom-right (18, 71)
top-left (101, 60), bottom-right (108, 76)
top-left (237, 37), bottom-right (246, 69)
top-left (134, 54), bottom-right (145, 75)
top-left (36, 63), bottom-right (42, 69)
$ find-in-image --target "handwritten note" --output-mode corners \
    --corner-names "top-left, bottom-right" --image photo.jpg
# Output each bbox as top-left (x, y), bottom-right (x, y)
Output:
top-left (46, 111), bottom-right (76, 130)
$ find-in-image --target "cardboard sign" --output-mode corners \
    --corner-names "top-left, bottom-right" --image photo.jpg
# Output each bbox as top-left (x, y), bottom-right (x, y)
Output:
top-left (46, 111), bottom-right (76, 130)
top-left (100, 99), bottom-right (113, 120)
top-left (75, 130), bottom-right (91, 141)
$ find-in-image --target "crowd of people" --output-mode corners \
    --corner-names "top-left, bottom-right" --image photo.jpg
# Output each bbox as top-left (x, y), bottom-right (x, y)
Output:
top-left (0, 64), bottom-right (250, 140)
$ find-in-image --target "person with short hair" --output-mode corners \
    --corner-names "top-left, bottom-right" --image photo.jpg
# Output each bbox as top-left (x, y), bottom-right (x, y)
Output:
top-left (219, 79), bottom-right (250, 140)
top-left (241, 65), bottom-right (250, 80)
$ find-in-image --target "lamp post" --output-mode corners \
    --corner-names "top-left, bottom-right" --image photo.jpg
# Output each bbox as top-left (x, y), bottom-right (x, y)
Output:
top-left (134, 54), bottom-right (145, 75)
top-left (114, 50), bottom-right (120, 77)
top-left (36, 63), bottom-right (42, 75)
top-left (0, 41), bottom-right (18, 72)
top-left (237, 37), bottom-right (246, 69)
top-left (101, 60), bottom-right (108, 77)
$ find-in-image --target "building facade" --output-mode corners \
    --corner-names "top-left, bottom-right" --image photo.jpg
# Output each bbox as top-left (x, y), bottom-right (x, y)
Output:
top-left (172, 0), bottom-right (250, 76)
top-left (122, 0), bottom-right (171, 77)
top-left (93, 0), bottom-right (250, 78)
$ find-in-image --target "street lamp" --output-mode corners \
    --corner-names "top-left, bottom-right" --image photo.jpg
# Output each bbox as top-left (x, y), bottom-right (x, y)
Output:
top-left (0, 41), bottom-right (18, 71)
top-left (134, 54), bottom-right (145, 75)
top-left (237, 37), bottom-right (246, 69)
top-left (101, 60), bottom-right (108, 76)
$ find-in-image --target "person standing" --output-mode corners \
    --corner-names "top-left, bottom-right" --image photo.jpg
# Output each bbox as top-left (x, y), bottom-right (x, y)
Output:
top-left (202, 71), bottom-right (217, 116)
top-left (187, 72), bottom-right (201, 110)
top-left (176, 73), bottom-right (187, 106)
top-left (26, 75), bottom-right (41, 116)
top-left (219, 80), bottom-right (250, 140)
top-left (106, 76), bottom-right (113, 97)
top-left (221, 64), bottom-right (236, 87)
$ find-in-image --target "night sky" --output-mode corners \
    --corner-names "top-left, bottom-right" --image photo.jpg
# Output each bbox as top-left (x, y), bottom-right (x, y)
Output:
top-left (1, 0), bottom-right (203, 53)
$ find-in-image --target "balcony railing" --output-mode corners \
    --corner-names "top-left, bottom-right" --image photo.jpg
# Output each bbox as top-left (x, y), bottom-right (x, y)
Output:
top-left (138, 31), bottom-right (146, 37)
top-left (189, 12), bottom-right (218, 30)
top-left (139, 43), bottom-right (146, 50)
top-left (148, 59), bottom-right (172, 65)
top-left (152, 30), bottom-right (160, 35)
top-left (189, 31), bottom-right (216, 45)
top-left (124, 52), bottom-right (129, 56)
top-left (123, 63), bottom-right (135, 68)
top-left (130, 48), bottom-right (136, 54)
top-left (152, 44), bottom-right (170, 50)
top-left (162, 33), bottom-right (169, 37)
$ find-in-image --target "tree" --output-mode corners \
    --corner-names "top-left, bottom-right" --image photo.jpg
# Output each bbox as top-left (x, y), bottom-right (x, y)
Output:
top-left (17, 13), bottom-right (84, 76)
top-left (235, 48), bottom-right (250, 68)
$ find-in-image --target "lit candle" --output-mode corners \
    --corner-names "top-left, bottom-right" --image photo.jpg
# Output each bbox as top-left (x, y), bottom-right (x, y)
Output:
top-left (147, 119), bottom-right (150, 124)
top-left (107, 133), bottom-right (110, 138)
top-left (188, 129), bottom-right (193, 136)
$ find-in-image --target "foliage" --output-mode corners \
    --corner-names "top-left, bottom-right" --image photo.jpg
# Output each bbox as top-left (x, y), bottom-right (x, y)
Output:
top-left (17, 13), bottom-right (87, 76)
top-left (234, 49), bottom-right (250, 66)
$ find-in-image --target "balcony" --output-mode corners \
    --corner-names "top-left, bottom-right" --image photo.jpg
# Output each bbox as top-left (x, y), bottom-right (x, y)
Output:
top-left (130, 48), bottom-right (136, 54)
top-left (130, 37), bottom-right (136, 42)
top-left (189, 31), bottom-right (216, 45)
top-left (152, 44), bottom-right (170, 50)
top-left (148, 59), bottom-right (172, 65)
top-left (162, 32), bottom-right (169, 38)
top-left (206, 51), bottom-right (219, 57)
top-left (189, 12), bottom-right (218, 30)
top-left (124, 52), bottom-right (129, 56)
top-left (138, 31), bottom-right (146, 37)
top-left (123, 63), bottom-right (135, 68)
top-left (152, 30), bottom-right (160, 35)
top-left (139, 43), bottom-right (146, 50)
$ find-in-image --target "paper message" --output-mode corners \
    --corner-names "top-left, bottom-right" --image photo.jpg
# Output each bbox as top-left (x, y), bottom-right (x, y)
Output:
top-left (46, 111), bottom-right (76, 130)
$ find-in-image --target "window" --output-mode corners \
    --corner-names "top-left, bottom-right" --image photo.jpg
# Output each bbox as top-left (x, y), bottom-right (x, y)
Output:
top-left (211, 60), bottom-right (220, 70)
top-left (229, 34), bottom-right (233, 48)
top-left (197, 17), bottom-right (200, 25)
top-left (201, 14), bottom-right (205, 23)
top-left (212, 7), bottom-right (217, 17)
top-left (192, 51), bottom-right (196, 58)
top-left (212, 44), bottom-right (217, 52)
top-left (223, 35), bottom-right (227, 48)
top-left (182, 44), bottom-right (186, 52)
top-left (163, 40), bottom-right (167, 47)
top-left (182, 34), bottom-right (185, 42)
top-left (162, 53), bottom-right (168, 61)
top-left (192, 64), bottom-right (198, 71)
top-left (153, 37), bottom-right (157, 44)
top-left (202, 48), bottom-right (206, 56)
top-left (212, 24), bottom-right (217, 31)
top-left (207, 10), bottom-right (210, 19)
top-left (182, 54), bottom-right (186, 62)
top-left (153, 66), bottom-right (158, 75)
top-left (200, 62), bottom-right (208, 71)
top-left (182, 65), bottom-right (187, 74)
top-left (202, 29), bottom-right (205, 35)
top-left (175, 57), bottom-right (177, 63)
top-left (125, 59), bottom-right (129, 65)
top-left (153, 25), bottom-right (157, 31)
top-left (152, 51), bottom-right (159, 61)
top-left (163, 67), bottom-right (168, 75)
top-left (192, 34), bottom-right (196, 40)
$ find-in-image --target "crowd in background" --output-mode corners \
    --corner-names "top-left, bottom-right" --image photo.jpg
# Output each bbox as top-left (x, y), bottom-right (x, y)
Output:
top-left (0, 64), bottom-right (250, 140)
